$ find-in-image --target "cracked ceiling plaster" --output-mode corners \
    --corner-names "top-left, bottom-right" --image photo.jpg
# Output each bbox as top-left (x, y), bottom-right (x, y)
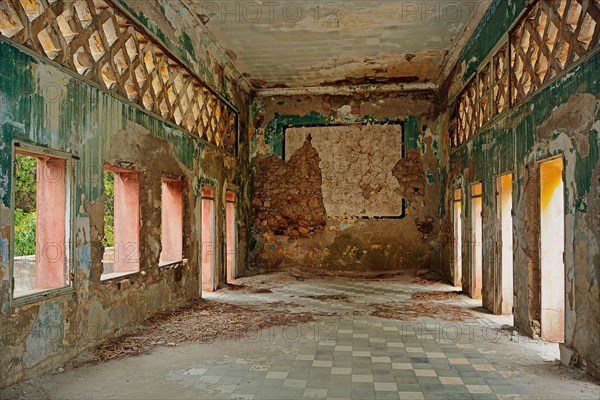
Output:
top-left (183, 0), bottom-right (492, 89)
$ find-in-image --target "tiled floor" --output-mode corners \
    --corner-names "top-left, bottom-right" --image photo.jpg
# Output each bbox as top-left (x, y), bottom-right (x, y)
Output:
top-left (3, 277), bottom-right (599, 399)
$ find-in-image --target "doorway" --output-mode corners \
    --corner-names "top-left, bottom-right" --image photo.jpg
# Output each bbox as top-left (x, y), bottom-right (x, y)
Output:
top-left (470, 182), bottom-right (483, 299)
top-left (452, 188), bottom-right (463, 288)
top-left (225, 191), bottom-right (236, 282)
top-left (539, 157), bottom-right (565, 343)
top-left (201, 186), bottom-right (216, 292)
top-left (496, 173), bottom-right (513, 315)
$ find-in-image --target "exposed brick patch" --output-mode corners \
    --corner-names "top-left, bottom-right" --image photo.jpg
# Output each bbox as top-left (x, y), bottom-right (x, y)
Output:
top-left (252, 136), bottom-right (327, 238)
top-left (391, 149), bottom-right (426, 208)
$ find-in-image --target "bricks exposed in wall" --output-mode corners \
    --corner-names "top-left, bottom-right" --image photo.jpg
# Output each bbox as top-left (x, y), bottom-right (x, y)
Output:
top-left (391, 149), bottom-right (426, 208)
top-left (286, 124), bottom-right (404, 218)
top-left (252, 136), bottom-right (327, 238)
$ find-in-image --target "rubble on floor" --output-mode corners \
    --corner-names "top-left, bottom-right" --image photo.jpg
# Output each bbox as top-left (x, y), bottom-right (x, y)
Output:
top-left (224, 283), bottom-right (273, 293)
top-left (410, 290), bottom-right (461, 300)
top-left (299, 294), bottom-right (352, 302)
top-left (369, 301), bottom-right (474, 322)
top-left (79, 299), bottom-right (328, 365)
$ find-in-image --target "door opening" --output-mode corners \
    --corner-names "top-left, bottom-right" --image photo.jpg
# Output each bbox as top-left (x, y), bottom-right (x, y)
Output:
top-left (496, 173), bottom-right (513, 315)
top-left (225, 191), bottom-right (236, 282)
top-left (470, 182), bottom-right (483, 299)
top-left (452, 188), bottom-right (463, 288)
top-left (539, 157), bottom-right (565, 343)
top-left (201, 186), bottom-right (216, 293)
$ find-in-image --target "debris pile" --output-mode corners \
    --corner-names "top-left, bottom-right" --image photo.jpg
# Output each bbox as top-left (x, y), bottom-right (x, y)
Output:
top-left (410, 291), bottom-right (461, 301)
top-left (300, 294), bottom-right (351, 302)
top-left (412, 269), bottom-right (445, 285)
top-left (88, 300), bottom-right (326, 364)
top-left (225, 283), bottom-right (273, 294)
top-left (369, 301), bottom-right (473, 322)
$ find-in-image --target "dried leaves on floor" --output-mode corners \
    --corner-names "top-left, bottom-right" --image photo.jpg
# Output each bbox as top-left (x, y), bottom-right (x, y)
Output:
top-left (300, 294), bottom-right (351, 302)
top-left (410, 291), bottom-right (461, 301)
top-left (225, 283), bottom-right (273, 294)
top-left (369, 301), bottom-right (473, 322)
top-left (88, 300), bottom-right (326, 365)
top-left (409, 268), bottom-right (446, 285)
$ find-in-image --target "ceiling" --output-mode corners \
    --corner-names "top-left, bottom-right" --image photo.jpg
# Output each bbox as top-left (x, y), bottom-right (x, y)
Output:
top-left (183, 1), bottom-right (492, 89)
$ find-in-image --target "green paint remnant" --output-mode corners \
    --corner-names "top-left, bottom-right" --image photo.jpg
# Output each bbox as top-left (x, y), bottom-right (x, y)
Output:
top-left (438, 167), bottom-right (448, 216)
top-left (425, 171), bottom-right (435, 184)
top-left (179, 31), bottom-right (196, 58)
top-left (573, 130), bottom-right (599, 212)
top-left (263, 112), bottom-right (334, 157)
top-left (259, 112), bottom-right (407, 158)
top-left (404, 116), bottom-right (419, 150)
top-left (358, 115), bottom-right (379, 124)
top-left (460, 0), bottom-right (529, 80)
top-left (276, 101), bottom-right (285, 106)
top-left (249, 235), bottom-right (258, 253)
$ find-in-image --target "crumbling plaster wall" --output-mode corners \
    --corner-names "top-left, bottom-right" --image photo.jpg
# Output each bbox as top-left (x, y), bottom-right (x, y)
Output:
top-left (250, 92), bottom-right (442, 272)
top-left (438, 0), bottom-right (600, 379)
top-left (0, 1), bottom-right (252, 387)
top-left (285, 124), bottom-right (405, 217)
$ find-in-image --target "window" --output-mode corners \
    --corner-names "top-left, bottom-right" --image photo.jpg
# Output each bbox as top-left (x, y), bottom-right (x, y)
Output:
top-left (160, 177), bottom-right (183, 265)
top-left (12, 144), bottom-right (73, 299)
top-left (102, 167), bottom-right (140, 280)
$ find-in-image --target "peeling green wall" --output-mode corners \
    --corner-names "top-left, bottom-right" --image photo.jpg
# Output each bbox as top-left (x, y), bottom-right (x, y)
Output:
top-left (0, 41), bottom-right (198, 207)
top-left (0, 24), bottom-right (251, 386)
top-left (441, 0), bottom-right (600, 379)
top-left (459, 0), bottom-right (528, 80)
top-left (254, 110), bottom-right (419, 159)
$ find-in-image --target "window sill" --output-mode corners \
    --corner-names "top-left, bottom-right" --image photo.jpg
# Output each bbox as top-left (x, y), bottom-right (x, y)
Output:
top-left (101, 270), bottom-right (139, 282)
top-left (12, 285), bottom-right (74, 307)
top-left (159, 259), bottom-right (187, 269)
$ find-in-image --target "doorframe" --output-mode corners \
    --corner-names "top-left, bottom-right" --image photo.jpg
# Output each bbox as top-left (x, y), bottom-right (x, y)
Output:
top-left (451, 185), bottom-right (464, 288)
top-left (469, 181), bottom-right (483, 299)
top-left (201, 185), bottom-right (217, 293)
top-left (537, 154), bottom-right (566, 343)
top-left (493, 171), bottom-right (514, 315)
top-left (225, 190), bottom-right (237, 282)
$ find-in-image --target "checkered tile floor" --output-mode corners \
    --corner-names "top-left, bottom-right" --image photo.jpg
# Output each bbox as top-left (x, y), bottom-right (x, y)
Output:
top-left (161, 279), bottom-right (596, 399)
top-left (9, 278), bottom-right (599, 400)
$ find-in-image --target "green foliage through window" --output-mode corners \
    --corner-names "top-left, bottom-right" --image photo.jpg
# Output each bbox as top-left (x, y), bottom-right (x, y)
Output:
top-left (103, 171), bottom-right (115, 247)
top-left (15, 154), bottom-right (37, 213)
top-left (14, 208), bottom-right (36, 257)
top-left (14, 154), bottom-right (38, 256)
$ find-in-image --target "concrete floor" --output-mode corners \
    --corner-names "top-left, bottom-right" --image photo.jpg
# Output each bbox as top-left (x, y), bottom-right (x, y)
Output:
top-left (2, 276), bottom-right (599, 400)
